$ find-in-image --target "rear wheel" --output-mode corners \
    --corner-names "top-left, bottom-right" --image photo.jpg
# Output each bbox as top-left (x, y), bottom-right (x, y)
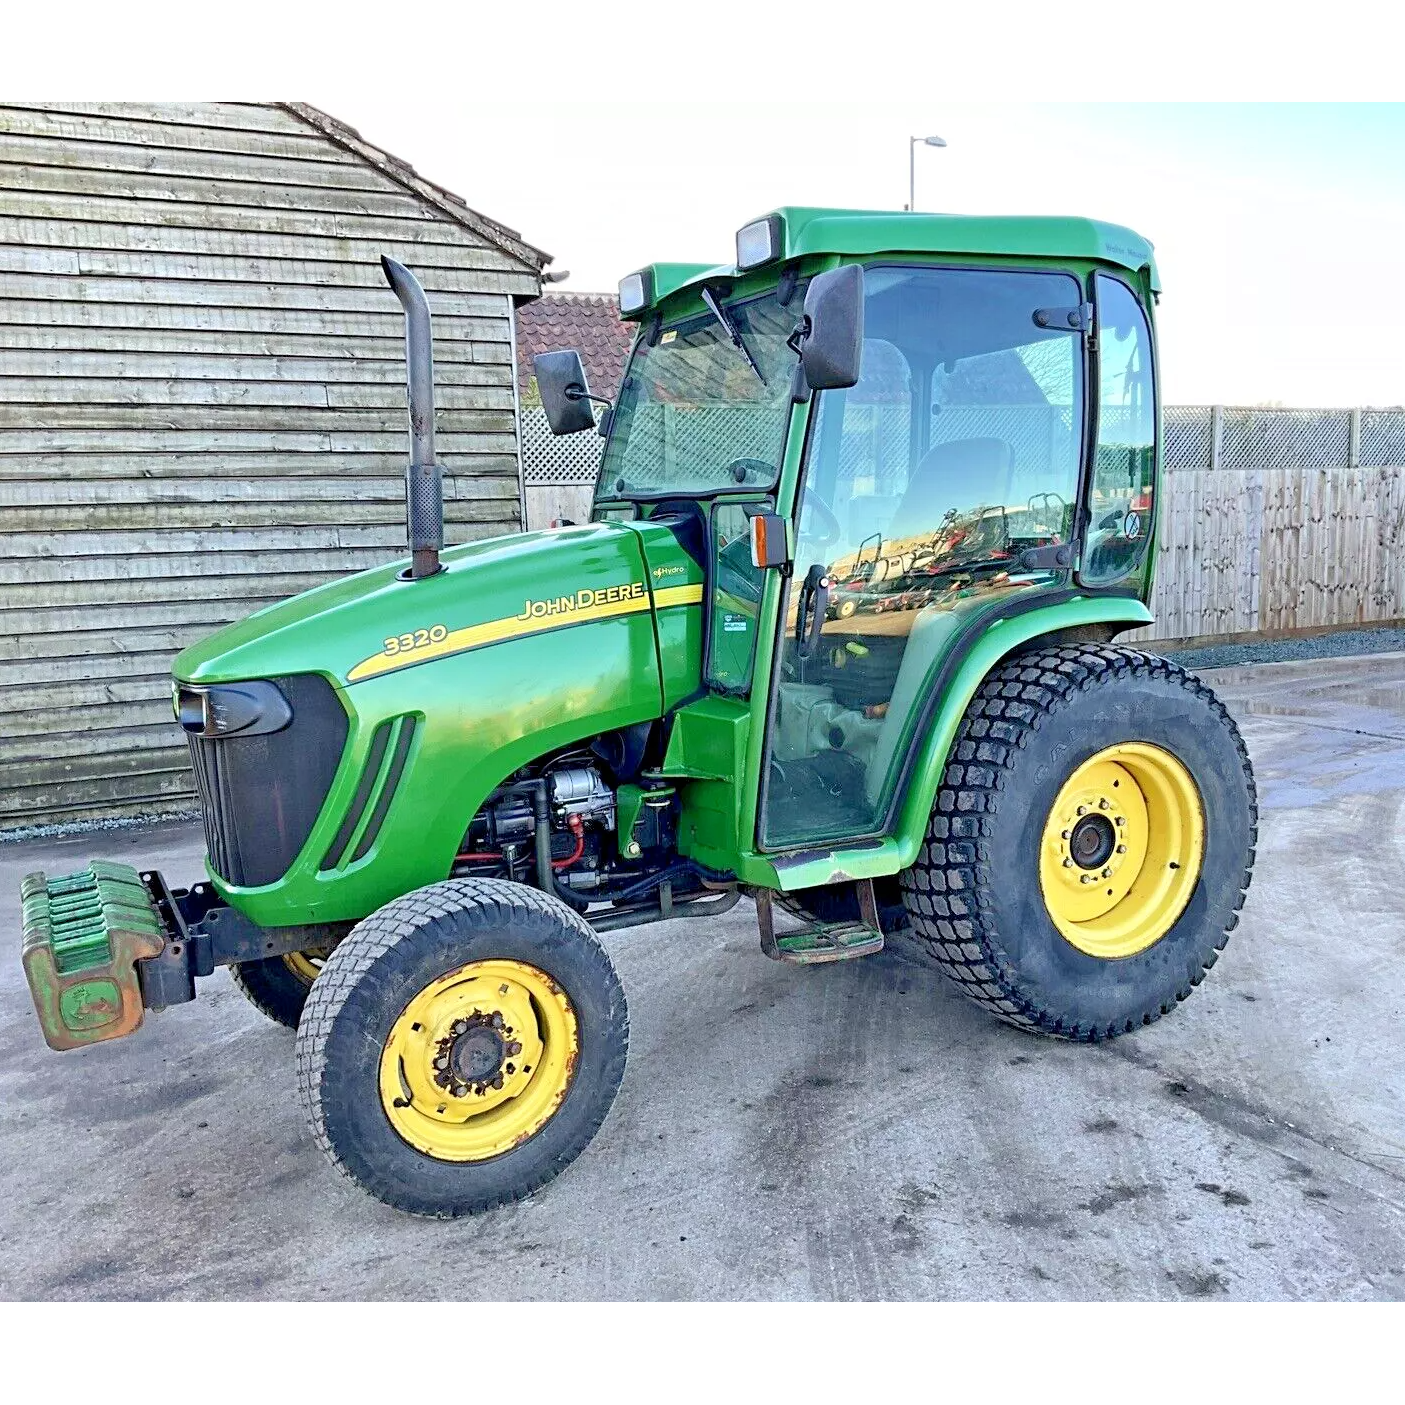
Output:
top-left (901, 644), bottom-right (1256, 1039)
top-left (230, 948), bottom-right (329, 1029)
top-left (296, 878), bottom-right (628, 1217)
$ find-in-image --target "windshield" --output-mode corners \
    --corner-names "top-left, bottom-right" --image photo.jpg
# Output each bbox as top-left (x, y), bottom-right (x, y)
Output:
top-left (595, 282), bottom-right (806, 503)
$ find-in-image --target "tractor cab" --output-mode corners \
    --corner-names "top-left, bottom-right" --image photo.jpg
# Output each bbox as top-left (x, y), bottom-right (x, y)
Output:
top-left (540, 208), bottom-right (1161, 862)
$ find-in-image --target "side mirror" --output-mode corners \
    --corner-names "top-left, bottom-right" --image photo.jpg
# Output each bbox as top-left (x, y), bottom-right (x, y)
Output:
top-left (534, 350), bottom-right (596, 435)
top-left (798, 264), bottom-right (864, 391)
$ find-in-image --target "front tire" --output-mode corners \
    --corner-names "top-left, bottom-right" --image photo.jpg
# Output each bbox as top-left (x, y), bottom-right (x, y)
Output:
top-left (296, 878), bottom-right (628, 1217)
top-left (230, 949), bottom-right (327, 1029)
top-left (901, 645), bottom-right (1256, 1040)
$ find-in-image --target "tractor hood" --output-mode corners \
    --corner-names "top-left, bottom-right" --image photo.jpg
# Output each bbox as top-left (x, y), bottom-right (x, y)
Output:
top-left (174, 520), bottom-right (681, 693)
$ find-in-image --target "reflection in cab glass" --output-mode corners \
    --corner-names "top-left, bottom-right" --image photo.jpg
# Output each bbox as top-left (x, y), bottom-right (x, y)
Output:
top-left (765, 265), bottom-right (1087, 848)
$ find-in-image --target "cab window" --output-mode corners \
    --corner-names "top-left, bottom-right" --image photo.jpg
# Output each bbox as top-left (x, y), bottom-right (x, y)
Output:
top-left (1083, 275), bottom-right (1156, 586)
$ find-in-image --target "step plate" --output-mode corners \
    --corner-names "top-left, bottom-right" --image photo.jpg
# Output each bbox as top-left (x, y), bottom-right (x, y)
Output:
top-left (771, 922), bottom-right (885, 965)
top-left (21, 861), bottom-right (167, 1051)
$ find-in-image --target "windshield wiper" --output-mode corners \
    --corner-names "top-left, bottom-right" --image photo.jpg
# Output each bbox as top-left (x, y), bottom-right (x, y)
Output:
top-left (700, 286), bottom-right (767, 387)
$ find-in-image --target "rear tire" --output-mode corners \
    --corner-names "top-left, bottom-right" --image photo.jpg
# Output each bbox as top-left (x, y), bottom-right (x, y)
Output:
top-left (901, 644), bottom-right (1256, 1040)
top-left (296, 878), bottom-right (628, 1217)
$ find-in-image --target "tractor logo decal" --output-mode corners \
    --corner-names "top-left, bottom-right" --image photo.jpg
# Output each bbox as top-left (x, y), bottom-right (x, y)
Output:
top-left (346, 577), bottom-right (700, 684)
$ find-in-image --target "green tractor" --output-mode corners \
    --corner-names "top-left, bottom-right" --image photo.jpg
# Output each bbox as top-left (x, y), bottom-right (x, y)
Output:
top-left (21, 209), bottom-right (1256, 1216)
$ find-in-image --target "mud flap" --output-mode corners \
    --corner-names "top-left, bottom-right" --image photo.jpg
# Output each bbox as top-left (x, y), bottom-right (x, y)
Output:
top-left (20, 861), bottom-right (167, 1051)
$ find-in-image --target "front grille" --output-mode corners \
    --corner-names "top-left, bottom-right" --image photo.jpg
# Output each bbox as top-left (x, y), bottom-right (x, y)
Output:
top-left (186, 673), bottom-right (349, 888)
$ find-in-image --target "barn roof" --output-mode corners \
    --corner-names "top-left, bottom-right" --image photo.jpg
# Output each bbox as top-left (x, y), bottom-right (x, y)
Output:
top-left (516, 293), bottom-right (635, 398)
top-left (280, 103), bottom-right (552, 273)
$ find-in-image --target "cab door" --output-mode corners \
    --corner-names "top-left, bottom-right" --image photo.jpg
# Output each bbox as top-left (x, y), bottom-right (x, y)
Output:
top-left (759, 263), bottom-right (1089, 849)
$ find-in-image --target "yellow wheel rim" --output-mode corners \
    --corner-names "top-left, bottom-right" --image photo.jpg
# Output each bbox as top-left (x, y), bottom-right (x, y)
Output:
top-left (378, 959), bottom-right (578, 1163)
top-left (1039, 742), bottom-right (1205, 959)
top-left (283, 950), bottom-right (324, 985)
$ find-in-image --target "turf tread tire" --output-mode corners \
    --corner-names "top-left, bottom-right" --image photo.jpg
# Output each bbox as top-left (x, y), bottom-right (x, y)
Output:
top-left (296, 878), bottom-right (628, 1218)
top-left (230, 955), bottom-right (314, 1030)
top-left (900, 643), bottom-right (1257, 1041)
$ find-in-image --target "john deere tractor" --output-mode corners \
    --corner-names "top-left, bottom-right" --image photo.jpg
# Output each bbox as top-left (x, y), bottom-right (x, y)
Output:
top-left (21, 209), bottom-right (1256, 1216)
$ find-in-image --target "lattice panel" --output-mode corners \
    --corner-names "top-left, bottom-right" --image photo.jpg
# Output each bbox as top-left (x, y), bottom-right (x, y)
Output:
top-left (520, 406), bottom-right (604, 485)
top-left (1163, 407), bottom-right (1213, 469)
top-left (1220, 408), bottom-right (1351, 471)
top-left (1361, 410), bottom-right (1405, 468)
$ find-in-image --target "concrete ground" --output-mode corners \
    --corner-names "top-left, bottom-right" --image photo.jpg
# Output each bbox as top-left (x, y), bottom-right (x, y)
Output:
top-left (2, 653), bottom-right (1404, 1301)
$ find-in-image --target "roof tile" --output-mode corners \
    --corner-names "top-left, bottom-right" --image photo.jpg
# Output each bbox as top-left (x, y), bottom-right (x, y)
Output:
top-left (516, 294), bottom-right (635, 398)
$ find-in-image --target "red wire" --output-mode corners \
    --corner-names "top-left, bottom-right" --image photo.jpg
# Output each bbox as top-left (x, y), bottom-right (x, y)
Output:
top-left (552, 815), bottom-right (585, 870)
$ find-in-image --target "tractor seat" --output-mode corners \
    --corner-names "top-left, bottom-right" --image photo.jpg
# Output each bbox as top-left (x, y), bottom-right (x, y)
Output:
top-left (894, 437), bottom-right (1015, 531)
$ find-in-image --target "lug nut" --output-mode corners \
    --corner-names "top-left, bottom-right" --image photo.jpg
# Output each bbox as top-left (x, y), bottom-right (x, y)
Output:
top-left (1061, 830), bottom-right (1071, 840)
top-left (1062, 858), bottom-right (1073, 868)
top-left (1098, 798), bottom-right (1109, 810)
top-left (1076, 805), bottom-right (1087, 816)
top-left (1115, 816), bottom-right (1125, 827)
top-left (1116, 844), bottom-right (1127, 854)
top-left (1101, 867), bottom-right (1111, 879)
top-left (1080, 875), bottom-right (1092, 884)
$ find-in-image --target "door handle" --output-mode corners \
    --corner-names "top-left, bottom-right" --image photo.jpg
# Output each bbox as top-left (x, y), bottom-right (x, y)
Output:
top-left (796, 564), bottom-right (831, 660)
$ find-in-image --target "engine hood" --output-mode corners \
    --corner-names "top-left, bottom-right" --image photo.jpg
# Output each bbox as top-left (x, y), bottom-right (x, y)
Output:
top-left (174, 521), bottom-right (669, 689)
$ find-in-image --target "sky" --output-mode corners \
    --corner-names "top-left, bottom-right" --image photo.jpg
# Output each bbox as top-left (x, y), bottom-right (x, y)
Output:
top-left (321, 100), bottom-right (1405, 408)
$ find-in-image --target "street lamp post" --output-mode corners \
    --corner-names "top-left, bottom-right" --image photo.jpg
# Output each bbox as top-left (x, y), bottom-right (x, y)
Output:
top-left (908, 134), bottom-right (947, 212)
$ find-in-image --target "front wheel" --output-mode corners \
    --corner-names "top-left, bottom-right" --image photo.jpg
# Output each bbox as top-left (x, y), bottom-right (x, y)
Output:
top-left (296, 879), bottom-right (628, 1217)
top-left (901, 645), bottom-right (1256, 1040)
top-left (230, 948), bottom-right (329, 1029)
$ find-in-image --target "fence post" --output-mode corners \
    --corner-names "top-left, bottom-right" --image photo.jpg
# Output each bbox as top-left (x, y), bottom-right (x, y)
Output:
top-left (1349, 407), bottom-right (1362, 468)
top-left (1210, 405), bottom-right (1224, 470)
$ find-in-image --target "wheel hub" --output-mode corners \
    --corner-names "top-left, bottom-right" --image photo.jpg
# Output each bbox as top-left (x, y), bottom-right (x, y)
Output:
top-left (438, 1010), bottom-right (524, 1095)
top-left (378, 959), bottom-right (578, 1162)
top-left (1069, 813), bottom-right (1116, 870)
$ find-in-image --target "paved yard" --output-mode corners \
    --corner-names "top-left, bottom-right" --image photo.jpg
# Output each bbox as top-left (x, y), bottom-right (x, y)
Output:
top-left (2, 653), bottom-right (1403, 1300)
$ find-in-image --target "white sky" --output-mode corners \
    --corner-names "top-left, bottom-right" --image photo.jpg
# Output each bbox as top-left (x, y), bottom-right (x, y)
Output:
top-left (321, 100), bottom-right (1405, 409)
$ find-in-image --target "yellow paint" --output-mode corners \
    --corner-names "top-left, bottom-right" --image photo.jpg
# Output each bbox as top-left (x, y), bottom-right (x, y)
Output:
top-left (1038, 742), bottom-right (1205, 959)
top-left (347, 586), bottom-right (652, 682)
top-left (283, 949), bottom-right (323, 985)
top-left (377, 958), bottom-right (578, 1162)
top-left (653, 583), bottom-right (705, 609)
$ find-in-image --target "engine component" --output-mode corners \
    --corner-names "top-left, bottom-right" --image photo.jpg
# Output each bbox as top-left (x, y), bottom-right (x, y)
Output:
top-left (549, 766), bottom-right (616, 829)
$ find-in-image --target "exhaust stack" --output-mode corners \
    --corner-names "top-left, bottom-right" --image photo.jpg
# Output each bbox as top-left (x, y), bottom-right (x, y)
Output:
top-left (381, 256), bottom-right (444, 580)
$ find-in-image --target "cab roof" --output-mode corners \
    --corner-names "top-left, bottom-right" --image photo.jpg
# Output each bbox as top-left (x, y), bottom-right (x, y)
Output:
top-left (629, 206), bottom-right (1160, 318)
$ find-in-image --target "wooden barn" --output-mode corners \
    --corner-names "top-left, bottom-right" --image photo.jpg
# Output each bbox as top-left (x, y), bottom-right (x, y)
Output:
top-left (0, 101), bottom-right (550, 829)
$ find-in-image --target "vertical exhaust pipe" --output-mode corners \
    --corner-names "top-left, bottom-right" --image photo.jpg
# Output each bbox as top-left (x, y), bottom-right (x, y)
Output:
top-left (381, 256), bottom-right (444, 580)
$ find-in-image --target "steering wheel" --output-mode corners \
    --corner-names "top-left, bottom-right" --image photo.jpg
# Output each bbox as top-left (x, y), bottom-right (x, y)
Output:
top-left (797, 492), bottom-right (842, 557)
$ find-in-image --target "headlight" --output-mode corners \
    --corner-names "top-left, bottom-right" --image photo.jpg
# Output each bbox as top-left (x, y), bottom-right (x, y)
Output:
top-left (735, 215), bottom-right (781, 271)
top-left (617, 269), bottom-right (653, 317)
top-left (175, 681), bottom-right (293, 738)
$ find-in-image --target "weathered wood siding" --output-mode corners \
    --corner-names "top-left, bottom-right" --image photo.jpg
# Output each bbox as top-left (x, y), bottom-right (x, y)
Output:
top-left (1134, 464), bottom-right (1405, 644)
top-left (0, 102), bottom-right (541, 828)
